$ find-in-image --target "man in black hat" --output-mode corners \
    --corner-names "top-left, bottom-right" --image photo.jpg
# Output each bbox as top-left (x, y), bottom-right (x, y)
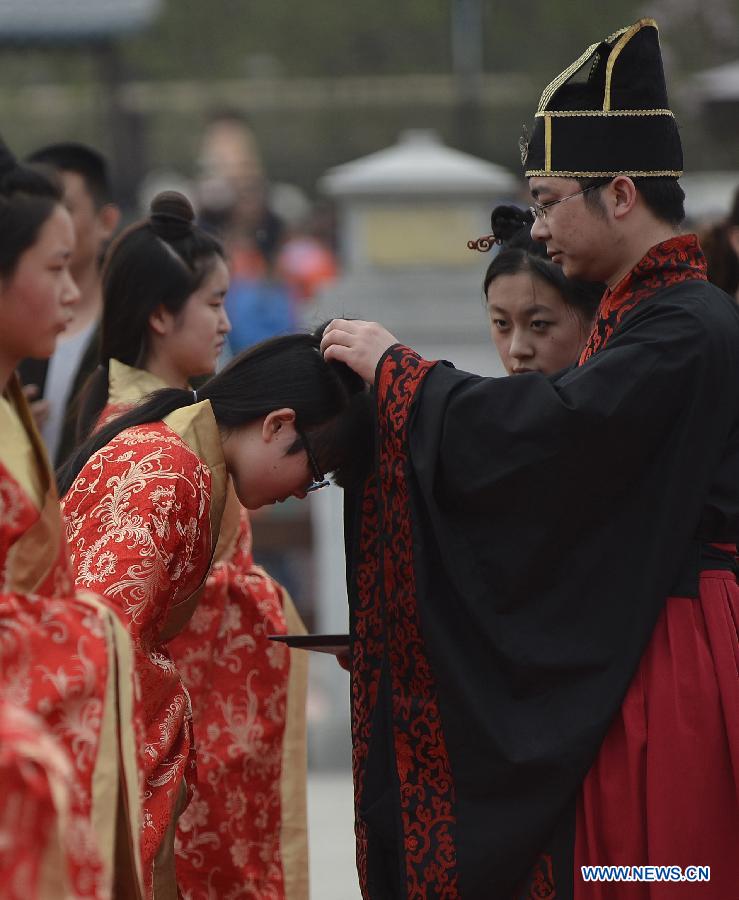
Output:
top-left (321, 17), bottom-right (739, 900)
top-left (523, 18), bottom-right (685, 296)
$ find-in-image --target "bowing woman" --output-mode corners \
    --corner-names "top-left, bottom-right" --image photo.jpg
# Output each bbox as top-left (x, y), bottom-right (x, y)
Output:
top-left (0, 141), bottom-right (143, 896)
top-left (58, 327), bottom-right (369, 897)
top-left (74, 189), bottom-right (310, 898)
top-left (475, 205), bottom-right (603, 375)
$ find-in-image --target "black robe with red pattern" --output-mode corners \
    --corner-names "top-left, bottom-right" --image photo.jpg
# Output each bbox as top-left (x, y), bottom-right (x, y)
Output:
top-left (343, 236), bottom-right (739, 899)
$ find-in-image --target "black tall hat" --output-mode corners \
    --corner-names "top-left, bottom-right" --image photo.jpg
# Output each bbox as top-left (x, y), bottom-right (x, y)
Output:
top-left (522, 18), bottom-right (683, 178)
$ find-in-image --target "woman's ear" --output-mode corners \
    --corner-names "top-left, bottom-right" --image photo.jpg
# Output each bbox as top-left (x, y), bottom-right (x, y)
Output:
top-left (148, 304), bottom-right (173, 337)
top-left (261, 408), bottom-right (297, 442)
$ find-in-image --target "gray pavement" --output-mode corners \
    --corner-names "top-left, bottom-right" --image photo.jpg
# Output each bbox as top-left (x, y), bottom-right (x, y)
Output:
top-left (307, 771), bottom-right (362, 900)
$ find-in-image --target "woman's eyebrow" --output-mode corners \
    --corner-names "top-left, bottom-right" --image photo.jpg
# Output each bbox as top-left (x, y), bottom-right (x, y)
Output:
top-left (489, 303), bottom-right (553, 314)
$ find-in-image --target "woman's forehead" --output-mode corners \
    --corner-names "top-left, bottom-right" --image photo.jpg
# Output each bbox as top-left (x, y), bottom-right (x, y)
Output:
top-left (487, 271), bottom-right (563, 307)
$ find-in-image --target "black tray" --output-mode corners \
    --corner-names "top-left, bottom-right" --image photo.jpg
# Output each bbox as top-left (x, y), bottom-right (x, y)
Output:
top-left (269, 633), bottom-right (350, 655)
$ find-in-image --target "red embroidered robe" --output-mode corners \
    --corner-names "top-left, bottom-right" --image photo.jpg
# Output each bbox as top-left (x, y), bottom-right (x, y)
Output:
top-left (0, 375), bottom-right (143, 899)
top-left (62, 396), bottom-right (227, 897)
top-left (0, 701), bottom-right (82, 897)
top-left (99, 360), bottom-right (310, 900)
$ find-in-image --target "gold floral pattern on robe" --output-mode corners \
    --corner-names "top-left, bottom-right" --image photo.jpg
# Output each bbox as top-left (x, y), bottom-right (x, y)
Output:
top-left (98, 361), bottom-right (309, 899)
top-left (171, 505), bottom-right (294, 899)
top-left (63, 423), bottom-right (213, 892)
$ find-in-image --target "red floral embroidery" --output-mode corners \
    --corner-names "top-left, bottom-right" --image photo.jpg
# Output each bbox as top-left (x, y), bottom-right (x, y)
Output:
top-left (350, 476), bottom-right (384, 895)
top-left (63, 424), bottom-right (213, 890)
top-left (0, 702), bottom-right (80, 899)
top-left (0, 462), bottom-right (110, 897)
top-left (579, 234), bottom-right (707, 365)
top-left (351, 347), bottom-right (460, 898)
top-left (98, 400), bottom-right (296, 897)
top-left (171, 508), bottom-right (290, 899)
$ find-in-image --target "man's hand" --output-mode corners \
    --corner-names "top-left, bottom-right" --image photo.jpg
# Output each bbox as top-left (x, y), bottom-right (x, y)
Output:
top-left (320, 319), bottom-right (399, 385)
top-left (22, 384), bottom-right (50, 430)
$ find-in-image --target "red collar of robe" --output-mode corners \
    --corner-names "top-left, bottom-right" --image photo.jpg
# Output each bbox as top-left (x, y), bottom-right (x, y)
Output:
top-left (579, 233), bottom-right (707, 365)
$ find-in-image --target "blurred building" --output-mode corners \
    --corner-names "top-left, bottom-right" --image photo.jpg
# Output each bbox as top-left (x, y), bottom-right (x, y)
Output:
top-left (0, 0), bottom-right (160, 205)
top-left (681, 60), bottom-right (739, 223)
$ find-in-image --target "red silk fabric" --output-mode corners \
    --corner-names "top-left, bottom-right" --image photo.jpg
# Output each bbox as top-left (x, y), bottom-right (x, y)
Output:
top-left (171, 507), bottom-right (291, 899)
top-left (0, 460), bottom-right (109, 896)
top-left (63, 423), bottom-right (213, 891)
top-left (575, 563), bottom-right (739, 897)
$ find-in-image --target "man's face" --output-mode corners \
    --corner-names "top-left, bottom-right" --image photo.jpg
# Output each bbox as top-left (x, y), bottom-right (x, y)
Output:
top-left (59, 170), bottom-right (107, 279)
top-left (529, 177), bottom-right (617, 283)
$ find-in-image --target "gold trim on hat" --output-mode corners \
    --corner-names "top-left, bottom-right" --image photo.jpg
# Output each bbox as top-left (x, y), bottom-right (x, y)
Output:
top-left (534, 108), bottom-right (673, 119)
top-left (536, 18), bottom-right (661, 117)
top-left (537, 41), bottom-right (601, 113)
top-left (544, 115), bottom-right (552, 172)
top-left (525, 168), bottom-right (683, 178)
top-left (604, 18), bottom-right (657, 112)
top-left (605, 25), bottom-right (630, 44)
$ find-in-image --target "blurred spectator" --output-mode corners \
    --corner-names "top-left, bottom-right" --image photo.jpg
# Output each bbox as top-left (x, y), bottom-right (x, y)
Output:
top-left (701, 185), bottom-right (739, 301)
top-left (197, 112), bottom-right (296, 352)
top-left (18, 142), bottom-right (119, 465)
top-left (225, 204), bottom-right (297, 351)
top-left (273, 188), bottom-right (338, 304)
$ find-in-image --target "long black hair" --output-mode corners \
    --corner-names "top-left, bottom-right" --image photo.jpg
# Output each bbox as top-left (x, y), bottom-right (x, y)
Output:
top-left (58, 328), bottom-right (372, 496)
top-left (482, 205), bottom-right (603, 324)
top-left (0, 136), bottom-right (63, 278)
top-left (76, 190), bottom-right (225, 440)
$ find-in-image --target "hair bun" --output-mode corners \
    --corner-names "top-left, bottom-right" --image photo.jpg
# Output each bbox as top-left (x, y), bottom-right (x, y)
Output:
top-left (490, 205), bottom-right (534, 245)
top-left (149, 190), bottom-right (195, 240)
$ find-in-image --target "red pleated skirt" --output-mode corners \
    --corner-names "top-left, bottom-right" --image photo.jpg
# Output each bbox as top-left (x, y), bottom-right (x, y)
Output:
top-left (575, 559), bottom-right (739, 898)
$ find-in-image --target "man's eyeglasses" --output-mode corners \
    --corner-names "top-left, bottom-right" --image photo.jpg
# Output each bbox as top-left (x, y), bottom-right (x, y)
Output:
top-left (298, 428), bottom-right (330, 494)
top-left (529, 182), bottom-right (608, 221)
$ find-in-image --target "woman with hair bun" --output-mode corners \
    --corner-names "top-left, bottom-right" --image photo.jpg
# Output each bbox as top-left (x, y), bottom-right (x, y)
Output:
top-left (76, 190), bottom-right (231, 441)
top-left (0, 137), bottom-right (143, 897)
top-left (60, 192), bottom-right (363, 897)
top-left (474, 205), bottom-right (603, 375)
